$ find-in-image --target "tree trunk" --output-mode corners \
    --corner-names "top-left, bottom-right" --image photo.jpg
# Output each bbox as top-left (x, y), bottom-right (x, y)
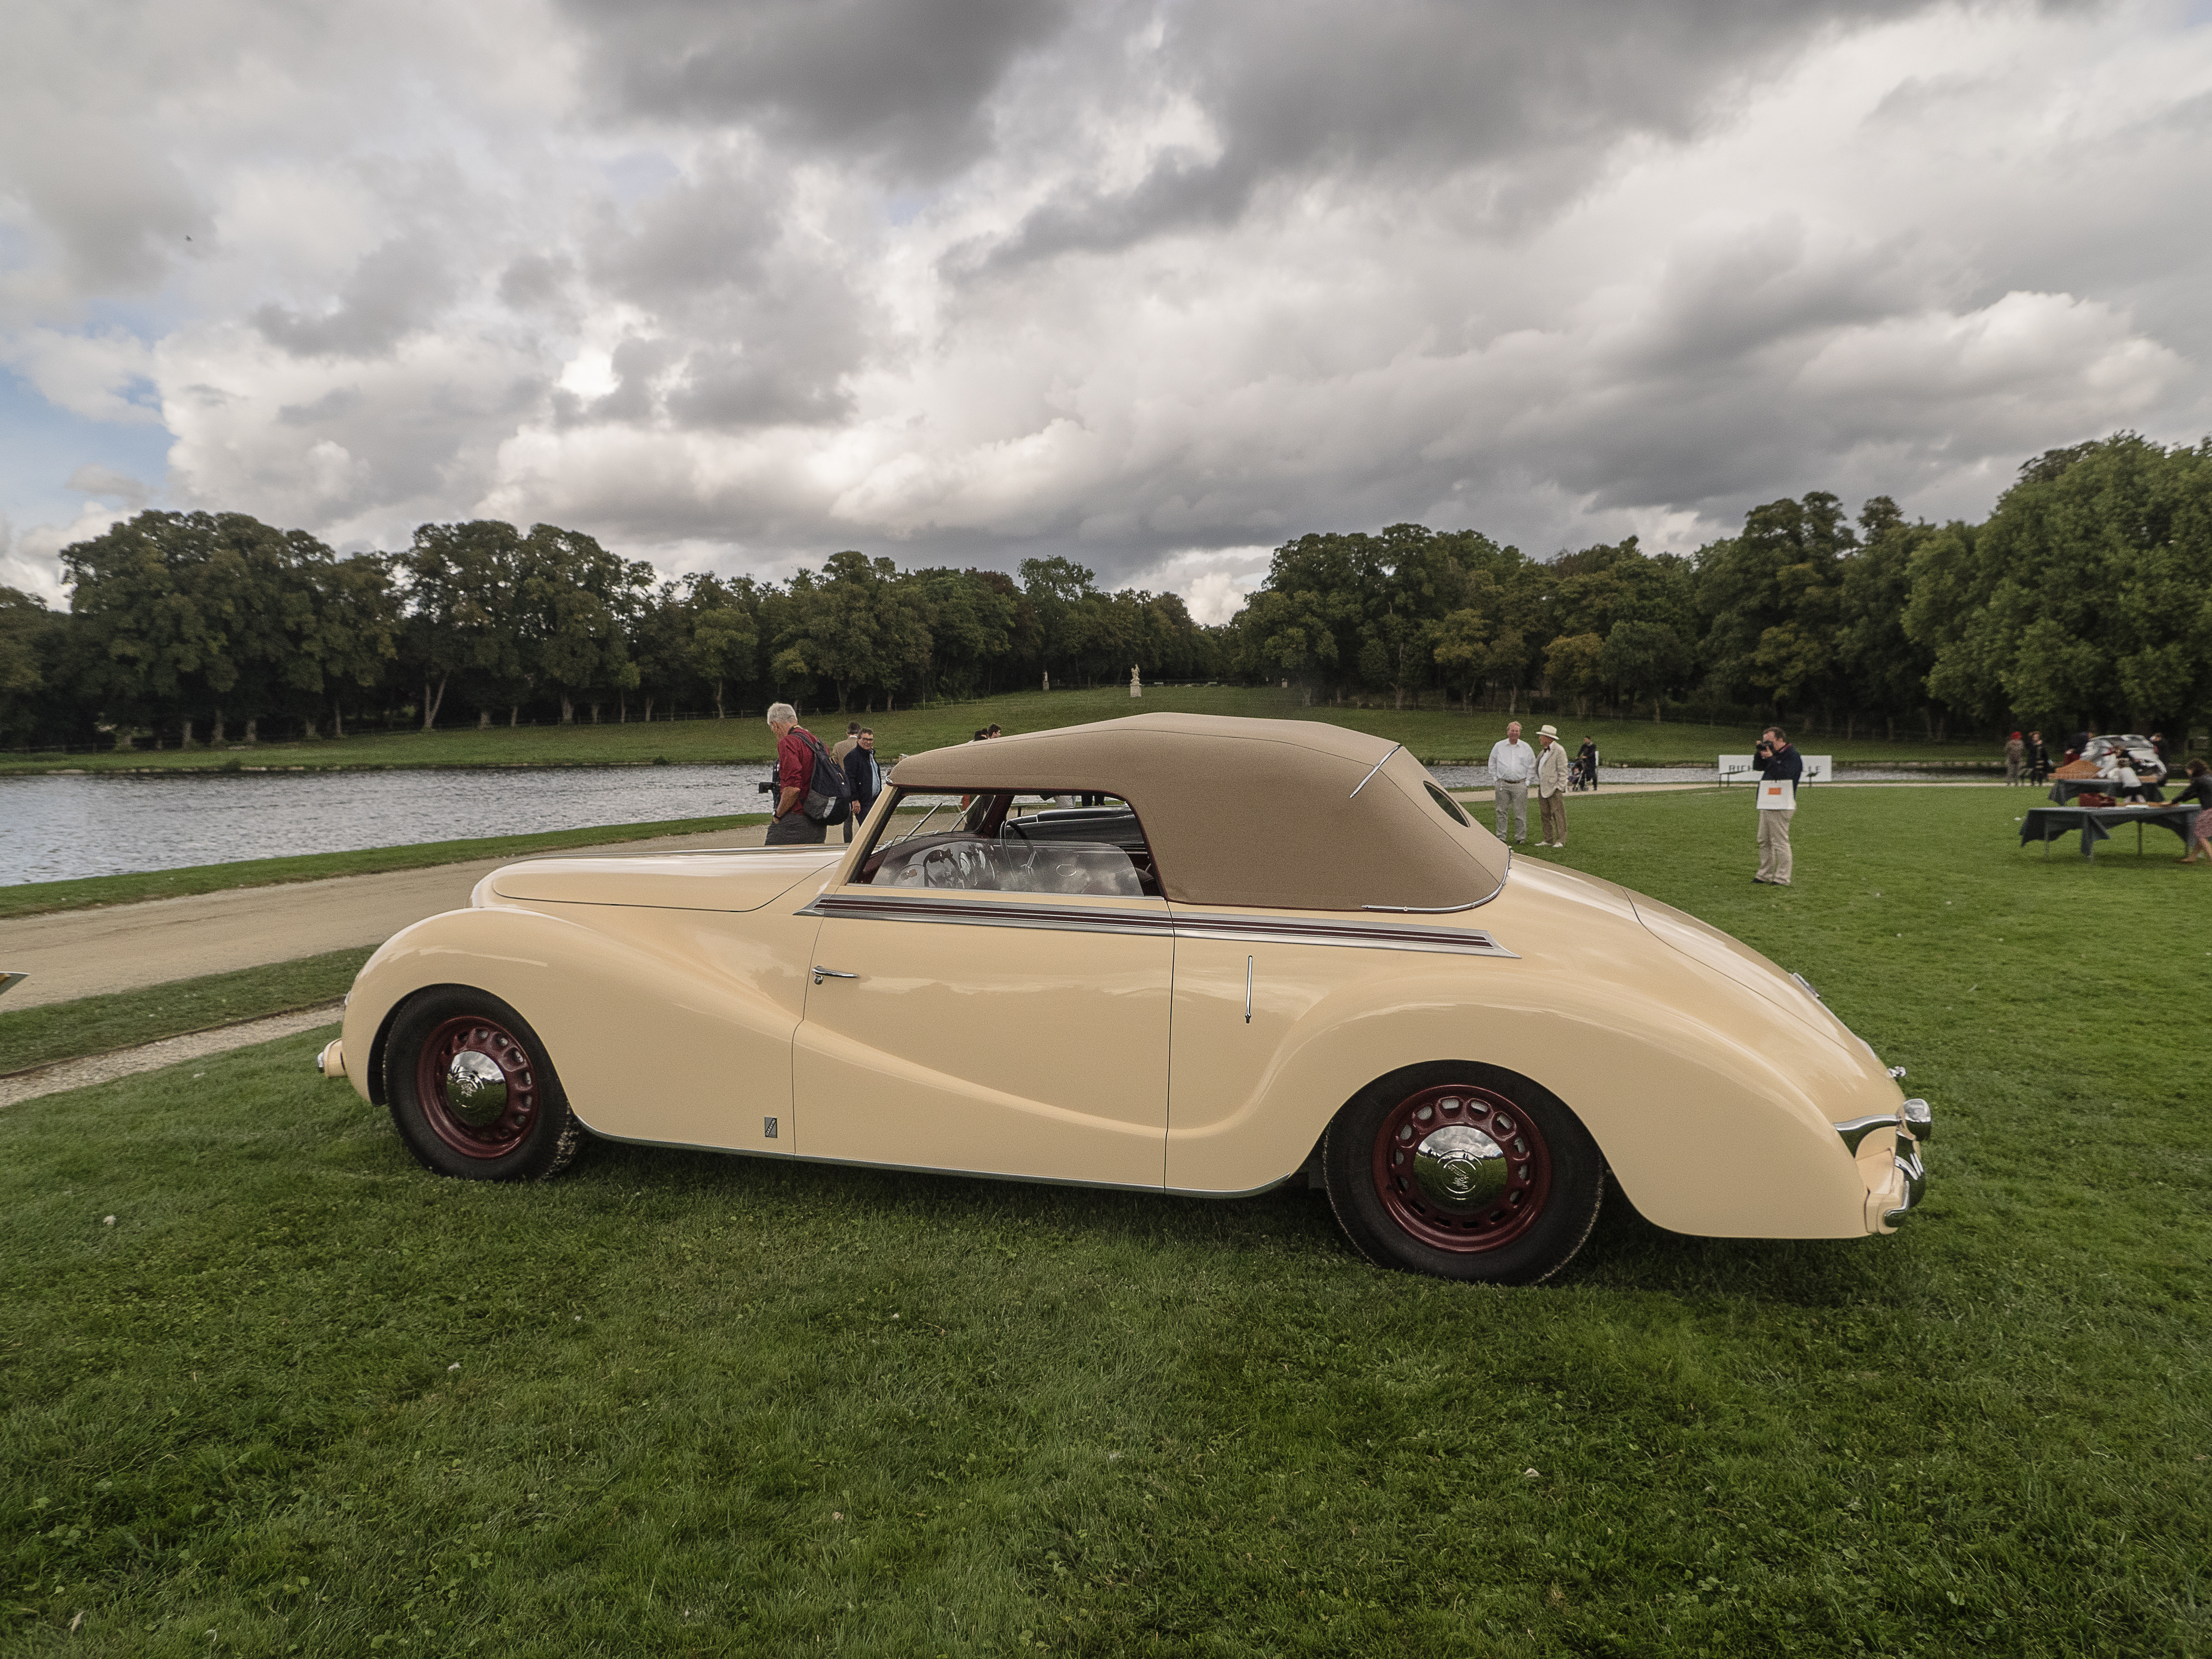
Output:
top-left (180, 718), bottom-right (194, 748)
top-left (334, 703), bottom-right (344, 738)
top-left (211, 709), bottom-right (226, 744)
top-left (643, 697), bottom-right (654, 723)
top-left (421, 673), bottom-right (448, 732)
top-left (1653, 698), bottom-right (1662, 723)
top-left (509, 706), bottom-right (520, 727)
top-left (618, 690), bottom-right (626, 723)
top-left (479, 709), bottom-right (491, 729)
top-left (559, 693), bottom-right (574, 724)
top-left (302, 716), bottom-right (318, 740)
top-left (589, 703), bottom-right (600, 724)
top-left (713, 681), bottom-right (726, 719)
top-left (244, 718), bottom-right (257, 745)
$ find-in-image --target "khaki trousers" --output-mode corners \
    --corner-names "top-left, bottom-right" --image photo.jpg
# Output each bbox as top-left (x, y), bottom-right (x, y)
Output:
top-left (1492, 781), bottom-right (1528, 842)
top-left (1539, 790), bottom-right (1566, 846)
top-left (1756, 809), bottom-right (1794, 883)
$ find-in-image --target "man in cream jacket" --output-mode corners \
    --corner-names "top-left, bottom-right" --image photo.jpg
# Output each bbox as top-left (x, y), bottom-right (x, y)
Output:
top-left (1534, 724), bottom-right (1569, 848)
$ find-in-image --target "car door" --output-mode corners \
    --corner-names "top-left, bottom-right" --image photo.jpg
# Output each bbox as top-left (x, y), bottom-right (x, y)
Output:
top-left (790, 805), bottom-right (1174, 1187)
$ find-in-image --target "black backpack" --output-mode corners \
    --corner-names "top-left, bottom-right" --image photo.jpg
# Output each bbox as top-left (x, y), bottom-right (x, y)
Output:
top-left (799, 731), bottom-right (854, 824)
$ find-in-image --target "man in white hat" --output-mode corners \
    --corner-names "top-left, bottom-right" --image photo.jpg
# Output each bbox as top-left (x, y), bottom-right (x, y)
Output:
top-left (1534, 725), bottom-right (1569, 848)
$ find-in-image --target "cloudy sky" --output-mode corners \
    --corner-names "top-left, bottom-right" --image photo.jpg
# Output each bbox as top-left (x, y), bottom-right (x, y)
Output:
top-left (4, 0), bottom-right (2209, 620)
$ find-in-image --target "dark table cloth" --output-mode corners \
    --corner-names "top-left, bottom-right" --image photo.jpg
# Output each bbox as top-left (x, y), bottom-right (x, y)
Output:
top-left (2020, 803), bottom-right (2200, 859)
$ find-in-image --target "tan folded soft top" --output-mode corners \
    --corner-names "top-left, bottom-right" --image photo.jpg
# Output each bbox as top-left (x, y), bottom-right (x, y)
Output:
top-left (885, 713), bottom-right (1510, 912)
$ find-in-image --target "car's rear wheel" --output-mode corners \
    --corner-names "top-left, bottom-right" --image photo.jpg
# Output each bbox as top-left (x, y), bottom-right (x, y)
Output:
top-left (1322, 1062), bottom-right (1604, 1284)
top-left (385, 989), bottom-right (581, 1181)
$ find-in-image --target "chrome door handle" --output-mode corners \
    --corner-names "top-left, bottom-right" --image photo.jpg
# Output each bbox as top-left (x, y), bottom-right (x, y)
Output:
top-left (812, 966), bottom-right (859, 984)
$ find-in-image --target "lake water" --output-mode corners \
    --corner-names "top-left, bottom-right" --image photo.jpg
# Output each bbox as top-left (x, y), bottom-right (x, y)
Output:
top-left (0, 761), bottom-right (1989, 886)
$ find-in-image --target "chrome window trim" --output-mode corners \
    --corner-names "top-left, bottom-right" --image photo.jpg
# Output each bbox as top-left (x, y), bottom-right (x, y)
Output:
top-left (799, 890), bottom-right (1518, 957)
top-left (800, 890), bottom-right (1172, 940)
top-left (1348, 744), bottom-right (1402, 799)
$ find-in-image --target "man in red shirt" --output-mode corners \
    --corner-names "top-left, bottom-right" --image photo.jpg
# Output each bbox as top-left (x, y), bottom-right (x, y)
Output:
top-left (765, 702), bottom-right (829, 845)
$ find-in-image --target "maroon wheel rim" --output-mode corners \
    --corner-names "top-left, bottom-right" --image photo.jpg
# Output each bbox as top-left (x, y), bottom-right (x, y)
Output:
top-left (415, 1015), bottom-right (541, 1160)
top-left (1371, 1083), bottom-right (1551, 1252)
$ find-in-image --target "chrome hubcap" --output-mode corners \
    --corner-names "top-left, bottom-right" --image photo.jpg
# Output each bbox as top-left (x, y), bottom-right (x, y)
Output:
top-left (442, 1049), bottom-right (508, 1128)
top-left (1412, 1122), bottom-right (1507, 1209)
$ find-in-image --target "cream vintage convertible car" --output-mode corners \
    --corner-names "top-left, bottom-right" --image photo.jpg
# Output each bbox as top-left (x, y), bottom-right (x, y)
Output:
top-left (318, 714), bottom-right (1930, 1284)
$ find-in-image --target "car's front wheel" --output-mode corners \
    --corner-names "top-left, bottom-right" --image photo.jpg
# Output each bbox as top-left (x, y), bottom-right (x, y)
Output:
top-left (1322, 1062), bottom-right (1604, 1284)
top-left (385, 988), bottom-right (581, 1181)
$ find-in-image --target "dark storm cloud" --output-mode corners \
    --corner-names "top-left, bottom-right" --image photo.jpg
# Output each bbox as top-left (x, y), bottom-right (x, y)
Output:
top-left (558, 0), bottom-right (1076, 179)
top-left (254, 235), bottom-right (458, 359)
top-left (572, 150), bottom-right (871, 431)
top-left (990, 0), bottom-right (1948, 264)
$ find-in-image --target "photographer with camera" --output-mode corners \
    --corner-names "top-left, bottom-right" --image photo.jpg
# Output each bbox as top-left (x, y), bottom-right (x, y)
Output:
top-left (1752, 726), bottom-right (1803, 886)
top-left (763, 703), bottom-right (849, 846)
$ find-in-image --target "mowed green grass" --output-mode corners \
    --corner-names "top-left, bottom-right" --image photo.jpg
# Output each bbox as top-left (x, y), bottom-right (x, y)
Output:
top-left (4, 788), bottom-right (2206, 1656)
top-left (0, 951), bottom-right (372, 1076)
top-left (1, 684), bottom-right (1996, 775)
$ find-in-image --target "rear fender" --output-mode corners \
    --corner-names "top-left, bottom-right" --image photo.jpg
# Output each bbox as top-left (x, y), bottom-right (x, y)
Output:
top-left (1178, 956), bottom-right (1884, 1238)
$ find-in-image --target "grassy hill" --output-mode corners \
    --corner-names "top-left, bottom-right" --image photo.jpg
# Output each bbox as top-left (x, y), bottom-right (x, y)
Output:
top-left (2, 685), bottom-right (1999, 774)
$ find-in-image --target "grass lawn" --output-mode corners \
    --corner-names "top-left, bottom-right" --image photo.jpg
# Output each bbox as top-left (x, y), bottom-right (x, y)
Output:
top-left (0, 952), bottom-right (371, 1076)
top-left (3, 788), bottom-right (2205, 1655)
top-left (0, 815), bottom-right (770, 924)
top-left (1, 685), bottom-right (2001, 776)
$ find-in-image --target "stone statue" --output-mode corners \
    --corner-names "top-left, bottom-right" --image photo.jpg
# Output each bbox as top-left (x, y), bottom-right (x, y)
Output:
top-left (1129, 664), bottom-right (1142, 698)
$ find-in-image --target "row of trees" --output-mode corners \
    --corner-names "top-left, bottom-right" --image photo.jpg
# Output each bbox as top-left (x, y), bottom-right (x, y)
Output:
top-left (1229, 433), bottom-right (2212, 740)
top-left (3, 432), bottom-right (2206, 749)
top-left (0, 520), bottom-right (1216, 747)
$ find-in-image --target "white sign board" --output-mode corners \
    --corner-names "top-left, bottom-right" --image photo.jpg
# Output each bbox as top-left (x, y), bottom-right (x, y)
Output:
top-left (1718, 754), bottom-right (1756, 784)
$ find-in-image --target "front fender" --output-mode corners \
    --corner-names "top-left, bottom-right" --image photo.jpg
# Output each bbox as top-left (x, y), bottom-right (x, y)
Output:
top-left (340, 900), bottom-right (816, 1154)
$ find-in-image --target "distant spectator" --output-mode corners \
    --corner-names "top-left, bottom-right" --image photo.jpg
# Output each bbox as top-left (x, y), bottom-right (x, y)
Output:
top-left (765, 703), bottom-right (830, 845)
top-left (1576, 737), bottom-right (1599, 792)
top-left (987, 723), bottom-right (1003, 738)
top-left (832, 721), bottom-right (862, 765)
top-left (2166, 760), bottom-right (2212, 865)
top-left (2027, 730), bottom-right (2050, 784)
top-left (842, 728), bottom-right (884, 843)
top-left (1753, 726), bottom-right (1803, 886)
top-left (2004, 731), bottom-right (2025, 785)
top-left (1486, 721), bottom-right (1535, 845)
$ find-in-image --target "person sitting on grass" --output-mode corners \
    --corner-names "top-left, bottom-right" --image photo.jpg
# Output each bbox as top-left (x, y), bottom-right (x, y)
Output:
top-left (2163, 760), bottom-right (2212, 865)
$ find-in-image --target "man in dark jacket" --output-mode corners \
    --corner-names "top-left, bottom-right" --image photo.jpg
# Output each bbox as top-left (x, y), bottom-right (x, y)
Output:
top-left (841, 727), bottom-right (884, 842)
top-left (1753, 726), bottom-right (1803, 886)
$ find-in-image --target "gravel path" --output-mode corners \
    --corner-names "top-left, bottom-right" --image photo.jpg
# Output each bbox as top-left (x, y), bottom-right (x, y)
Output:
top-left (1, 824), bottom-right (775, 1010)
top-left (0, 1003), bottom-right (341, 1109)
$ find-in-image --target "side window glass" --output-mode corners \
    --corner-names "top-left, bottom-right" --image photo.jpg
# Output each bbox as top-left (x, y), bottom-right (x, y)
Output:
top-left (854, 792), bottom-right (1162, 897)
top-left (1424, 780), bottom-right (1471, 827)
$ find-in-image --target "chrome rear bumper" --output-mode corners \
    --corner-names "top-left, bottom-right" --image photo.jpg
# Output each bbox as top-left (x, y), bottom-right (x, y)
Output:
top-left (1837, 1097), bottom-right (1932, 1231)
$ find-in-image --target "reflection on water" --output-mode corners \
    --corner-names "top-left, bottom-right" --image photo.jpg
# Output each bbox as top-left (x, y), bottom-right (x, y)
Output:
top-left (0, 759), bottom-right (1992, 886)
top-left (1, 765), bottom-right (774, 886)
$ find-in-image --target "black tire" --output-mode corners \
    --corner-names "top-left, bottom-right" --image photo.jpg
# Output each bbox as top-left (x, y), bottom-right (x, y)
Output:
top-left (384, 988), bottom-right (582, 1181)
top-left (1322, 1061), bottom-right (1604, 1285)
